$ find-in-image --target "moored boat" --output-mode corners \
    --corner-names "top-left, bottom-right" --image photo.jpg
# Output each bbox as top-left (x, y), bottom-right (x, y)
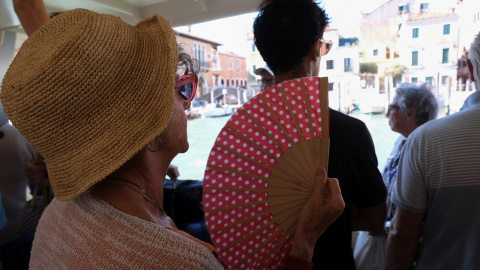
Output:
top-left (202, 103), bottom-right (233, 117)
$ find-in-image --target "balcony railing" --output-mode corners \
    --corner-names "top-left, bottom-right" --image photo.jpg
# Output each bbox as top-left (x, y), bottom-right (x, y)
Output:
top-left (198, 61), bottom-right (220, 72)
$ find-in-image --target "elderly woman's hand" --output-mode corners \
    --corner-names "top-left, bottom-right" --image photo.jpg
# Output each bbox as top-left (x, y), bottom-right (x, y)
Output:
top-left (167, 164), bottom-right (180, 183)
top-left (12, 0), bottom-right (50, 36)
top-left (25, 153), bottom-right (50, 188)
top-left (288, 167), bottom-right (345, 261)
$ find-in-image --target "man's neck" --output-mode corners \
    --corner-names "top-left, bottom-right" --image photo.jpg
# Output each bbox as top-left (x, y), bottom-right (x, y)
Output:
top-left (273, 61), bottom-right (316, 84)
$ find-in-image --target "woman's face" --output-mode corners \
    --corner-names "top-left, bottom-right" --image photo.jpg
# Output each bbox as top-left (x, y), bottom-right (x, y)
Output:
top-left (160, 85), bottom-right (191, 155)
top-left (386, 95), bottom-right (408, 135)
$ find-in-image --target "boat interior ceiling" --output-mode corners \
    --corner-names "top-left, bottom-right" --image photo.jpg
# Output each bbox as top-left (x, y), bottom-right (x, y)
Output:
top-left (0, 0), bottom-right (260, 32)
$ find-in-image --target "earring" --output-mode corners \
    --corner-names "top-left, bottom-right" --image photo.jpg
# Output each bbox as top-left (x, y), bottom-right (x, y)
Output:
top-left (146, 137), bottom-right (163, 152)
top-left (316, 47), bottom-right (321, 57)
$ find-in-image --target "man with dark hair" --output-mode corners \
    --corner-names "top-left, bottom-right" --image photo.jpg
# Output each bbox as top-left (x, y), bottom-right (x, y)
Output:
top-left (253, 0), bottom-right (387, 269)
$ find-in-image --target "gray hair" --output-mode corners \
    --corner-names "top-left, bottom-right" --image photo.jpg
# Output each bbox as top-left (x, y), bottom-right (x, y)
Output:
top-left (395, 83), bottom-right (438, 125)
top-left (469, 32), bottom-right (480, 90)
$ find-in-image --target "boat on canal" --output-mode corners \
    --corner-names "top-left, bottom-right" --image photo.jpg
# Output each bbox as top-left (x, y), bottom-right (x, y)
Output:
top-left (202, 103), bottom-right (233, 117)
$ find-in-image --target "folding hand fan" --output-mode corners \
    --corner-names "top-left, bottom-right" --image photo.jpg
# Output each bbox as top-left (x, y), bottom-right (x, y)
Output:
top-left (203, 76), bottom-right (329, 269)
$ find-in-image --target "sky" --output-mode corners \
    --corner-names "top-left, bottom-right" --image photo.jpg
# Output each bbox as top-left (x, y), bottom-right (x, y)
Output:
top-left (174, 0), bottom-right (389, 54)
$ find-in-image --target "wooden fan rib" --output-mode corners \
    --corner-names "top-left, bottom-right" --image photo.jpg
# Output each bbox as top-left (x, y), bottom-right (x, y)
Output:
top-left (225, 125), bottom-right (276, 159)
top-left (267, 190), bottom-right (310, 198)
top-left (237, 227), bottom-right (286, 268)
top-left (268, 184), bottom-right (311, 196)
top-left (306, 137), bottom-right (322, 168)
top-left (307, 137), bottom-right (329, 172)
top-left (294, 139), bottom-right (318, 184)
top-left (210, 209), bottom-right (270, 234)
top-left (269, 162), bottom-right (311, 188)
top-left (277, 83), bottom-right (305, 141)
top-left (319, 77), bottom-right (329, 138)
top-left (279, 211), bottom-right (299, 236)
top-left (208, 164), bottom-right (268, 183)
top-left (259, 95), bottom-right (295, 146)
top-left (269, 203), bottom-right (303, 231)
top-left (283, 212), bottom-right (302, 238)
top-left (268, 196), bottom-right (308, 207)
top-left (275, 142), bottom-right (317, 185)
top-left (241, 107), bottom-right (286, 153)
top-left (205, 186), bottom-right (268, 193)
top-left (268, 175), bottom-right (310, 191)
top-left (269, 199), bottom-right (306, 216)
top-left (297, 80), bottom-right (323, 176)
top-left (223, 219), bottom-right (276, 252)
top-left (215, 143), bottom-right (272, 172)
top-left (319, 77), bottom-right (330, 171)
top-left (206, 199), bottom-right (266, 213)
top-left (272, 149), bottom-right (318, 190)
top-left (268, 192), bottom-right (310, 199)
top-left (257, 233), bottom-right (290, 270)
top-left (270, 200), bottom-right (306, 223)
top-left (301, 80), bottom-right (316, 138)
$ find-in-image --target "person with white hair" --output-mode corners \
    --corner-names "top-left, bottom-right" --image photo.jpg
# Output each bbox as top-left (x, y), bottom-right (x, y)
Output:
top-left (354, 83), bottom-right (438, 270)
top-left (387, 32), bottom-right (480, 269)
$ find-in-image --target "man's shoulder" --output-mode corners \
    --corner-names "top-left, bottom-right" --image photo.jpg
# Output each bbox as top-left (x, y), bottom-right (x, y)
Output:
top-left (412, 108), bottom-right (480, 138)
top-left (329, 108), bottom-right (367, 129)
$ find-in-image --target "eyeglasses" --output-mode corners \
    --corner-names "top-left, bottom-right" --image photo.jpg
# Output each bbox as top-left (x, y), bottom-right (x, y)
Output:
top-left (319, 39), bottom-right (333, 56)
top-left (387, 104), bottom-right (400, 114)
top-left (175, 74), bottom-right (198, 102)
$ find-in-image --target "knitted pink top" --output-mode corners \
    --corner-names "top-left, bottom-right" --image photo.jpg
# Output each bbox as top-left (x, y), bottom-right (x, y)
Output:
top-left (30, 192), bottom-right (223, 269)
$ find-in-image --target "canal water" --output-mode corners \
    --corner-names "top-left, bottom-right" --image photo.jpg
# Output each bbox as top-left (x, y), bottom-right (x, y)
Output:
top-left (171, 110), bottom-right (397, 180)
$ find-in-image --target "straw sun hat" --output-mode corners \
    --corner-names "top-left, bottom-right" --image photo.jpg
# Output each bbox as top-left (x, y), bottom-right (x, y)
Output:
top-left (1, 9), bottom-right (178, 200)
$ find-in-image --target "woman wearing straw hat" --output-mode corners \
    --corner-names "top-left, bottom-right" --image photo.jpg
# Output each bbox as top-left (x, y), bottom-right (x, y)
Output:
top-left (2, 4), bottom-right (345, 269)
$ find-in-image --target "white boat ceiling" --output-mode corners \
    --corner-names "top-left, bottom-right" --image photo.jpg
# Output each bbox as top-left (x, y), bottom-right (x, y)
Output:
top-left (0, 0), bottom-right (261, 32)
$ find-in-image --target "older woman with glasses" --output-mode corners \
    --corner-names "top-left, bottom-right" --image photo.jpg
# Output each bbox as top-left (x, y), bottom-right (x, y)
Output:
top-left (2, 2), bottom-right (344, 269)
top-left (354, 82), bottom-right (438, 269)
top-left (384, 83), bottom-right (438, 219)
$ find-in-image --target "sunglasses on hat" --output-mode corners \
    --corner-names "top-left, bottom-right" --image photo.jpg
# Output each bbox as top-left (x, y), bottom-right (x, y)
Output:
top-left (175, 74), bottom-right (198, 102)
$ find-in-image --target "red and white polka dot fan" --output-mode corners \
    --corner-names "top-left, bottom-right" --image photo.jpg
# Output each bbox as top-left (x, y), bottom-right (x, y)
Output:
top-left (203, 77), bottom-right (330, 269)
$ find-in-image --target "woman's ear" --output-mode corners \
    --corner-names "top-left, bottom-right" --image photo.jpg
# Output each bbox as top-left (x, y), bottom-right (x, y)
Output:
top-left (309, 39), bottom-right (321, 61)
top-left (406, 109), bottom-right (416, 119)
top-left (466, 59), bottom-right (475, 82)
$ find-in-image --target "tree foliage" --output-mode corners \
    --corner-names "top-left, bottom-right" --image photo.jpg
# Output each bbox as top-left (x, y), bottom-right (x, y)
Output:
top-left (360, 62), bottom-right (378, 74)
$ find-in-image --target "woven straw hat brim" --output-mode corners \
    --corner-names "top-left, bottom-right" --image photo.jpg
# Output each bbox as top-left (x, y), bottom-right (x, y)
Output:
top-left (1, 9), bottom-right (178, 200)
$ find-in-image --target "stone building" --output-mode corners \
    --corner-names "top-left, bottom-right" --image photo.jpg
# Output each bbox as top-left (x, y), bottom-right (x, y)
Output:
top-left (398, 13), bottom-right (459, 97)
top-left (217, 50), bottom-right (248, 89)
top-left (358, 0), bottom-right (477, 113)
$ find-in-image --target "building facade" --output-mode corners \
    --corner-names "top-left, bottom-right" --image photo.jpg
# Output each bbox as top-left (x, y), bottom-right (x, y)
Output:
top-left (217, 49), bottom-right (248, 89)
top-left (175, 31), bottom-right (222, 98)
top-left (358, 0), bottom-right (479, 113)
top-left (320, 28), bottom-right (361, 113)
top-left (398, 14), bottom-right (459, 99)
top-left (245, 30), bottom-right (267, 91)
